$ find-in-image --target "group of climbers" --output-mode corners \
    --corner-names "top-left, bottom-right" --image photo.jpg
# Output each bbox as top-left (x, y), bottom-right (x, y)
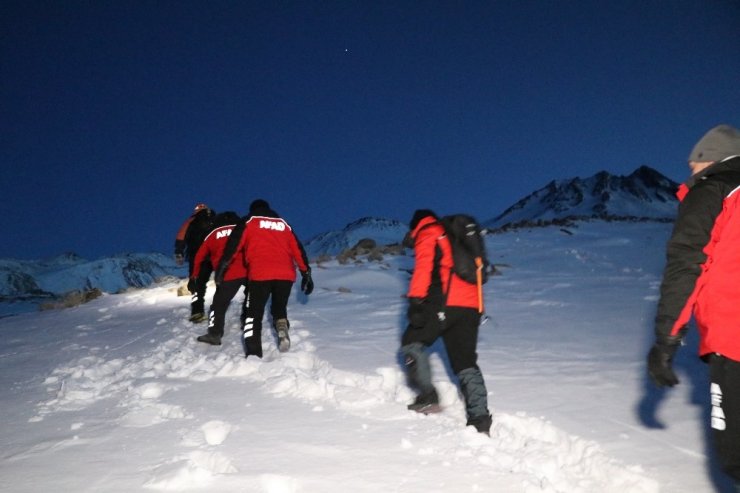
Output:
top-left (174, 199), bottom-right (313, 358)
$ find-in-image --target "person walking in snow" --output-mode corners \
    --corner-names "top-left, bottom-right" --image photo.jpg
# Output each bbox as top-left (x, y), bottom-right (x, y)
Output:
top-left (174, 203), bottom-right (216, 322)
top-left (190, 211), bottom-right (247, 346)
top-left (400, 209), bottom-right (492, 435)
top-left (218, 199), bottom-right (313, 358)
top-left (648, 124), bottom-right (740, 488)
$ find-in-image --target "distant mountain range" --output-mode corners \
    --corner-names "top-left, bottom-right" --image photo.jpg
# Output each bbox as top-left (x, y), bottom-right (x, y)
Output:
top-left (0, 166), bottom-right (680, 310)
top-left (303, 217), bottom-right (408, 257)
top-left (302, 166), bottom-right (679, 253)
top-left (484, 166), bottom-right (679, 230)
top-left (0, 252), bottom-right (184, 308)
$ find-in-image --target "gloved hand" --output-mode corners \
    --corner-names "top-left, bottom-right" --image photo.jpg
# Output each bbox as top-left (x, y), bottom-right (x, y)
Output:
top-left (187, 278), bottom-right (196, 294)
top-left (647, 340), bottom-right (681, 387)
top-left (174, 253), bottom-right (184, 266)
top-left (407, 297), bottom-right (426, 327)
top-left (300, 269), bottom-right (314, 295)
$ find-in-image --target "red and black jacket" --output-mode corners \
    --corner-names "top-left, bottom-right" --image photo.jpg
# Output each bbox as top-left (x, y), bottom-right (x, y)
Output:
top-left (191, 224), bottom-right (248, 283)
top-left (655, 156), bottom-right (740, 360)
top-left (407, 216), bottom-right (481, 310)
top-left (231, 213), bottom-right (308, 282)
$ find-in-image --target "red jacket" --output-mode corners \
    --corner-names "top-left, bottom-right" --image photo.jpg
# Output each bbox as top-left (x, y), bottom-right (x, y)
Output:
top-left (192, 224), bottom-right (248, 282)
top-left (656, 156), bottom-right (740, 360)
top-left (407, 216), bottom-right (481, 310)
top-left (235, 216), bottom-right (308, 282)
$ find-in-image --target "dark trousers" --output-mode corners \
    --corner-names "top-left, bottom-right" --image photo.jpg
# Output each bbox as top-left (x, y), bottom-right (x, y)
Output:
top-left (189, 260), bottom-right (212, 316)
top-left (401, 305), bottom-right (481, 374)
top-left (242, 280), bottom-right (293, 357)
top-left (207, 279), bottom-right (247, 338)
top-left (709, 354), bottom-right (740, 483)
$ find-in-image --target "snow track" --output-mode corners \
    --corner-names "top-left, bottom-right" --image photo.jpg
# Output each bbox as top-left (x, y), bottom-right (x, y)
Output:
top-left (29, 281), bottom-right (657, 492)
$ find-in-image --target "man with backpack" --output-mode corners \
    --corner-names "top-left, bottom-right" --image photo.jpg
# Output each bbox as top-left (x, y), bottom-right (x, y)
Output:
top-left (174, 203), bottom-right (216, 322)
top-left (400, 209), bottom-right (492, 435)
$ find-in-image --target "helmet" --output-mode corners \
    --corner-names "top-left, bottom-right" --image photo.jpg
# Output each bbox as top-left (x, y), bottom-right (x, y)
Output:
top-left (193, 203), bottom-right (208, 212)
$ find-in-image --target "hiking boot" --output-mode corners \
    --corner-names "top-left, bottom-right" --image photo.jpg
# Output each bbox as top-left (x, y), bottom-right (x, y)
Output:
top-left (196, 333), bottom-right (222, 346)
top-left (407, 389), bottom-right (441, 414)
top-left (275, 318), bottom-right (290, 352)
top-left (466, 413), bottom-right (492, 435)
top-left (189, 312), bottom-right (207, 323)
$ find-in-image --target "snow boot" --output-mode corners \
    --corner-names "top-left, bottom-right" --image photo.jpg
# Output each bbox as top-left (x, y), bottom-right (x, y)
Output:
top-left (274, 318), bottom-right (290, 352)
top-left (466, 413), bottom-right (492, 436)
top-left (458, 367), bottom-right (491, 435)
top-left (196, 333), bottom-right (222, 345)
top-left (407, 389), bottom-right (442, 414)
top-left (189, 312), bottom-right (207, 323)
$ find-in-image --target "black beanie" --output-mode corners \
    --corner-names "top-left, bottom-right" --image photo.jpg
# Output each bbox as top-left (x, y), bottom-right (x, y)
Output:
top-left (688, 124), bottom-right (740, 163)
top-left (409, 209), bottom-right (437, 231)
top-left (249, 199), bottom-right (270, 213)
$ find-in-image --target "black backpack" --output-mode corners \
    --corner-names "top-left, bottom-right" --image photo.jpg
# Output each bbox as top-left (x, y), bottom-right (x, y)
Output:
top-left (439, 214), bottom-right (489, 285)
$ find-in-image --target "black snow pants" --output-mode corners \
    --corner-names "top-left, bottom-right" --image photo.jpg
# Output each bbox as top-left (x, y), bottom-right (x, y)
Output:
top-left (207, 279), bottom-right (247, 338)
top-left (242, 280), bottom-right (293, 358)
top-left (709, 354), bottom-right (740, 484)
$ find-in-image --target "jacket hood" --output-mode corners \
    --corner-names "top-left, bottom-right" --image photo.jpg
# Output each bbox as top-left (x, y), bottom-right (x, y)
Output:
top-left (410, 215), bottom-right (439, 239)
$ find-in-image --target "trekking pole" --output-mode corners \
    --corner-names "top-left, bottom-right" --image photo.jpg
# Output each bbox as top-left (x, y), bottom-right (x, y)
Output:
top-left (475, 257), bottom-right (484, 314)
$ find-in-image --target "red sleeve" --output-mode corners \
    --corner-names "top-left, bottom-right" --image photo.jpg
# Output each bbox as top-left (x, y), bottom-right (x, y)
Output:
top-left (407, 228), bottom-right (438, 298)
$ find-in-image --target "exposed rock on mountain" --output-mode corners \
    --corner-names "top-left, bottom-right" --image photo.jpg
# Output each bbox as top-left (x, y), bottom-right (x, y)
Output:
top-left (485, 166), bottom-right (679, 231)
top-left (304, 217), bottom-right (408, 258)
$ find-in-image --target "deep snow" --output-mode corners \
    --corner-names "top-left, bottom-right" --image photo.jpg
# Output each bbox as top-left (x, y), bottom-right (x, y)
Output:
top-left (0, 222), bottom-right (734, 492)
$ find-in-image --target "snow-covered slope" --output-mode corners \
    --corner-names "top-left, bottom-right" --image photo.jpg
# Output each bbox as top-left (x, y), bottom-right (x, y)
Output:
top-left (485, 166), bottom-right (679, 230)
top-left (0, 221), bottom-right (733, 492)
top-left (304, 217), bottom-right (408, 257)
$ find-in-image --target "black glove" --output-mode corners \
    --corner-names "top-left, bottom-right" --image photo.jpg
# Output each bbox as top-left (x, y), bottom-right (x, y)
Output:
top-left (300, 269), bottom-right (314, 295)
top-left (407, 297), bottom-right (426, 327)
top-left (647, 340), bottom-right (680, 387)
top-left (174, 253), bottom-right (184, 266)
top-left (187, 278), bottom-right (196, 294)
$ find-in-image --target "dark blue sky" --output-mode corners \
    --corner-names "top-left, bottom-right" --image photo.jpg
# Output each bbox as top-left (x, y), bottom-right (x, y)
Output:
top-left (2, 1), bottom-right (739, 260)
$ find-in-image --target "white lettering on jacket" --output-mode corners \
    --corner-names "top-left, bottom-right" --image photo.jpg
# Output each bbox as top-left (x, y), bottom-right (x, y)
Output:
top-left (216, 228), bottom-right (232, 239)
top-left (259, 219), bottom-right (285, 231)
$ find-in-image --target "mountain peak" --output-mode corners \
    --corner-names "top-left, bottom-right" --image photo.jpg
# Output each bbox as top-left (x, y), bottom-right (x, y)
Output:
top-left (485, 166), bottom-right (679, 230)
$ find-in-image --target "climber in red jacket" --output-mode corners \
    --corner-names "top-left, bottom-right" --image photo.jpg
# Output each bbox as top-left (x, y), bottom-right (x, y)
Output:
top-left (220, 200), bottom-right (313, 358)
top-left (401, 209), bottom-right (491, 435)
top-left (191, 211), bottom-right (246, 346)
top-left (648, 124), bottom-right (740, 487)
